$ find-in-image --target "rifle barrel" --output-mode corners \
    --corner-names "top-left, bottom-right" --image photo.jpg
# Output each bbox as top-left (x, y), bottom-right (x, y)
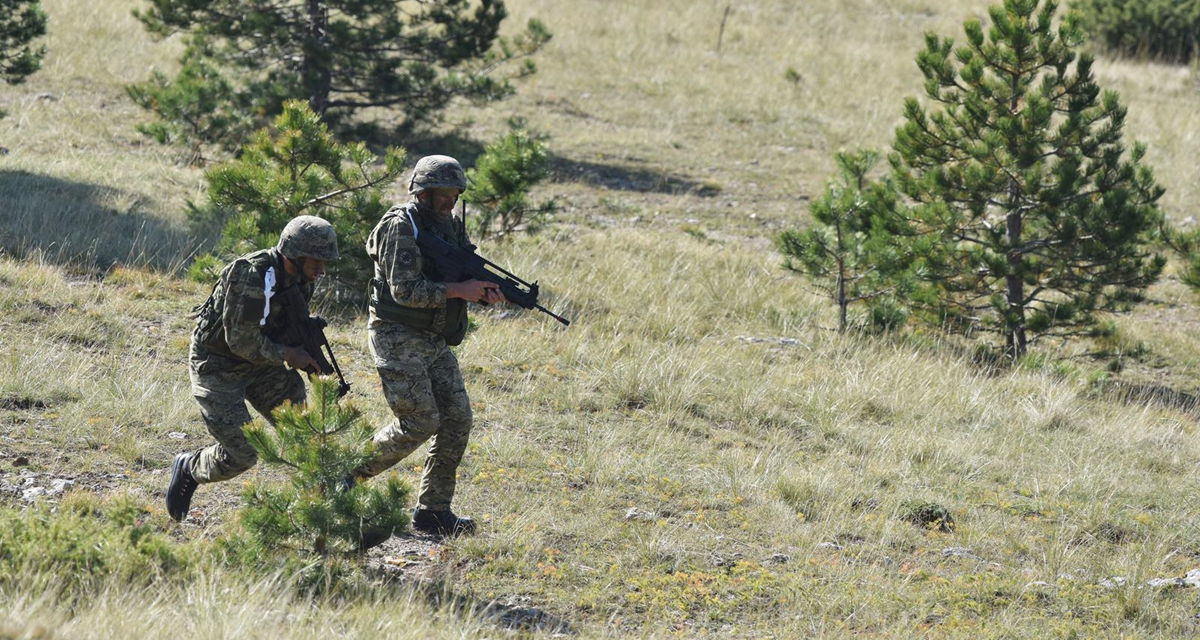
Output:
top-left (537, 304), bottom-right (571, 326)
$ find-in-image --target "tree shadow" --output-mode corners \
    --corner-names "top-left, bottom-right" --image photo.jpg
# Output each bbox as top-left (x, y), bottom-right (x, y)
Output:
top-left (349, 122), bottom-right (703, 196)
top-left (0, 171), bottom-right (202, 273)
top-left (345, 122), bottom-right (489, 170)
top-left (1099, 381), bottom-right (1200, 418)
top-left (547, 152), bottom-right (705, 195)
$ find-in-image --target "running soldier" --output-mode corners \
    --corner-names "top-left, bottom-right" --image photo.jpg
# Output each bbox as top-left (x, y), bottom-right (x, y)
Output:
top-left (166, 216), bottom-right (338, 522)
top-left (353, 155), bottom-right (502, 536)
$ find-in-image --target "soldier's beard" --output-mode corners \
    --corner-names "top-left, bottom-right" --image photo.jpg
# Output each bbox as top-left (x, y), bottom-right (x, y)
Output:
top-left (294, 257), bottom-right (322, 284)
top-left (416, 196), bottom-right (455, 221)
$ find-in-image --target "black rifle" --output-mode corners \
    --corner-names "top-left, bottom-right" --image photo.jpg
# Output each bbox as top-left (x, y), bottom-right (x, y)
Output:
top-left (277, 283), bottom-right (352, 397)
top-left (409, 209), bottom-right (571, 326)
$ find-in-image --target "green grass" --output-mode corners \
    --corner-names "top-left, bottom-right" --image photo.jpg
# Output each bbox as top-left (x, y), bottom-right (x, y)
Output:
top-left (4, 0), bottom-right (1200, 637)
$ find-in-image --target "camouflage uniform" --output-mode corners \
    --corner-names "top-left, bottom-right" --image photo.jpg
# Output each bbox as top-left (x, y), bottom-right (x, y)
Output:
top-left (185, 247), bottom-right (312, 483)
top-left (359, 202), bottom-right (474, 510)
top-left (181, 216), bottom-right (339, 485)
top-left (358, 157), bottom-right (475, 513)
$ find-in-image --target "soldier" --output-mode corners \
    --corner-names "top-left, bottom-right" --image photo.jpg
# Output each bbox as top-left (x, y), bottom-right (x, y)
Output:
top-left (352, 155), bottom-right (502, 536)
top-left (166, 215), bottom-right (339, 522)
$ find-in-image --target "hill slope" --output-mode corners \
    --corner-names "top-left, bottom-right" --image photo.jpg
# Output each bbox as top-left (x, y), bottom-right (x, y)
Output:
top-left (3, 0), bottom-right (1200, 637)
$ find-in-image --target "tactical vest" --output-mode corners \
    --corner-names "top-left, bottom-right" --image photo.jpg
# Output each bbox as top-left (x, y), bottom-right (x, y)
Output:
top-left (369, 206), bottom-right (470, 346)
top-left (192, 248), bottom-right (311, 358)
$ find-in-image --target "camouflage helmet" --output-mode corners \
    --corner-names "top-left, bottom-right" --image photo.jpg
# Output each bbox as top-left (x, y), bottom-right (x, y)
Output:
top-left (277, 215), bottom-right (339, 261)
top-left (408, 155), bottom-right (468, 195)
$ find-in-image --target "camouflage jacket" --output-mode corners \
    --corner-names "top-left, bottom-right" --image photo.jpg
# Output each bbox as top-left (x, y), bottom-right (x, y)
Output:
top-left (191, 247), bottom-right (313, 367)
top-left (367, 201), bottom-right (471, 332)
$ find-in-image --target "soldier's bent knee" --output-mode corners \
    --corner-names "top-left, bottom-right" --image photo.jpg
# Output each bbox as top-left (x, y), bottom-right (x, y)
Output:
top-left (227, 449), bottom-right (259, 475)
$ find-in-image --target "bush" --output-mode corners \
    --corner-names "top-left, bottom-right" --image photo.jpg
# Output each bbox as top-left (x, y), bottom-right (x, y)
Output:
top-left (0, 493), bottom-right (195, 597)
top-left (899, 500), bottom-right (956, 532)
top-left (0, 0), bottom-right (48, 120)
top-left (463, 122), bottom-right (557, 240)
top-left (238, 377), bottom-right (411, 555)
top-left (1074, 0), bottom-right (1200, 62)
top-left (189, 101), bottom-right (405, 294)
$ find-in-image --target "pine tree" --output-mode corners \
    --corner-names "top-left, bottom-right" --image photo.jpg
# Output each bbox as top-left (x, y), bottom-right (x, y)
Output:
top-left (128, 0), bottom-right (551, 156)
top-left (776, 150), bottom-right (904, 332)
top-left (188, 100), bottom-right (405, 291)
top-left (887, 0), bottom-right (1165, 359)
top-left (240, 377), bottom-right (410, 555)
top-left (0, 0), bottom-right (48, 120)
top-left (463, 121), bottom-right (557, 240)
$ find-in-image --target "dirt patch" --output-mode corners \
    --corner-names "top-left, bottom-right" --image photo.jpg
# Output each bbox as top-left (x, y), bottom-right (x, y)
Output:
top-left (364, 534), bottom-right (573, 634)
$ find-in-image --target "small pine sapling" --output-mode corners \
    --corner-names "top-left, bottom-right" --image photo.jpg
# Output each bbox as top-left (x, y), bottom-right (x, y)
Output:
top-left (463, 122), bottom-right (557, 240)
top-left (188, 100), bottom-right (405, 292)
top-left (240, 377), bottom-right (410, 555)
top-left (777, 150), bottom-right (905, 332)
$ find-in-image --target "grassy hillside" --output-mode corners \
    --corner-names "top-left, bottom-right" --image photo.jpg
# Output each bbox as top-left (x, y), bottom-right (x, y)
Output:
top-left (4, 0), bottom-right (1200, 638)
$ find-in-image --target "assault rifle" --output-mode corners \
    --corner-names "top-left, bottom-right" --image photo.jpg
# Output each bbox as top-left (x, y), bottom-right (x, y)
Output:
top-left (410, 209), bottom-right (571, 326)
top-left (277, 283), bottom-right (352, 397)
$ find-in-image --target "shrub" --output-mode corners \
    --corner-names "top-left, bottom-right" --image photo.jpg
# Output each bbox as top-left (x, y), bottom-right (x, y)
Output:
top-left (0, 0), bottom-right (47, 120)
top-left (0, 493), bottom-right (195, 597)
top-left (238, 377), bottom-right (411, 555)
top-left (189, 101), bottom-right (405, 294)
top-left (463, 122), bottom-right (557, 240)
top-left (1074, 0), bottom-right (1200, 62)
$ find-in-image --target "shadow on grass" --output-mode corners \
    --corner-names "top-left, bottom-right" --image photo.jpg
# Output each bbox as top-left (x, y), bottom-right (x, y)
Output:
top-left (547, 152), bottom-right (703, 195)
top-left (1100, 381), bottom-right (1200, 418)
top-left (351, 124), bottom-right (702, 196)
top-left (0, 170), bottom-right (203, 273)
top-left (348, 124), bottom-right (489, 170)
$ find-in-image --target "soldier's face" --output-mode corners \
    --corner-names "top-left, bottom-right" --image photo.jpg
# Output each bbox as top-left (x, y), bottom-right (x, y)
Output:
top-left (298, 257), bottom-right (326, 283)
top-left (424, 188), bottom-right (460, 218)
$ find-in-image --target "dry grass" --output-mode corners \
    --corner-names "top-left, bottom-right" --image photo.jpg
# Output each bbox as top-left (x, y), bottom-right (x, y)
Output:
top-left (4, 0), bottom-right (1200, 637)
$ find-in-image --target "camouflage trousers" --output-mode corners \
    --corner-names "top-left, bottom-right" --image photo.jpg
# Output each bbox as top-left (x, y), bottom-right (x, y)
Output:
top-left (358, 321), bottom-right (473, 511)
top-left (186, 345), bottom-right (306, 484)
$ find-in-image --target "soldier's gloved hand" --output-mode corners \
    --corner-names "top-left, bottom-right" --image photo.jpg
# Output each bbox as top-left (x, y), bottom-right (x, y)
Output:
top-left (284, 346), bottom-right (320, 374)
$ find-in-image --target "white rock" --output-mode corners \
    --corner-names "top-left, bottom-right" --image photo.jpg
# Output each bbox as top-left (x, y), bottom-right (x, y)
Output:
top-left (1099, 576), bottom-right (1128, 589)
top-left (49, 479), bottom-right (74, 495)
top-left (624, 507), bottom-right (656, 522)
top-left (22, 487), bottom-right (45, 501)
top-left (168, 432), bottom-right (188, 440)
top-left (942, 547), bottom-right (983, 561)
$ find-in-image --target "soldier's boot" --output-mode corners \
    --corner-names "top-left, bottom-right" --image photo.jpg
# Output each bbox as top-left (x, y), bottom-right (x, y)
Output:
top-left (412, 508), bottom-right (476, 537)
top-left (357, 524), bottom-right (396, 552)
top-left (166, 453), bottom-right (199, 522)
top-left (330, 475), bottom-right (392, 551)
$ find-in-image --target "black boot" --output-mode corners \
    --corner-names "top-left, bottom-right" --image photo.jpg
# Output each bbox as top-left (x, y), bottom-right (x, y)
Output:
top-left (357, 524), bottom-right (396, 552)
top-left (166, 453), bottom-right (199, 522)
top-left (411, 508), bottom-right (476, 536)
